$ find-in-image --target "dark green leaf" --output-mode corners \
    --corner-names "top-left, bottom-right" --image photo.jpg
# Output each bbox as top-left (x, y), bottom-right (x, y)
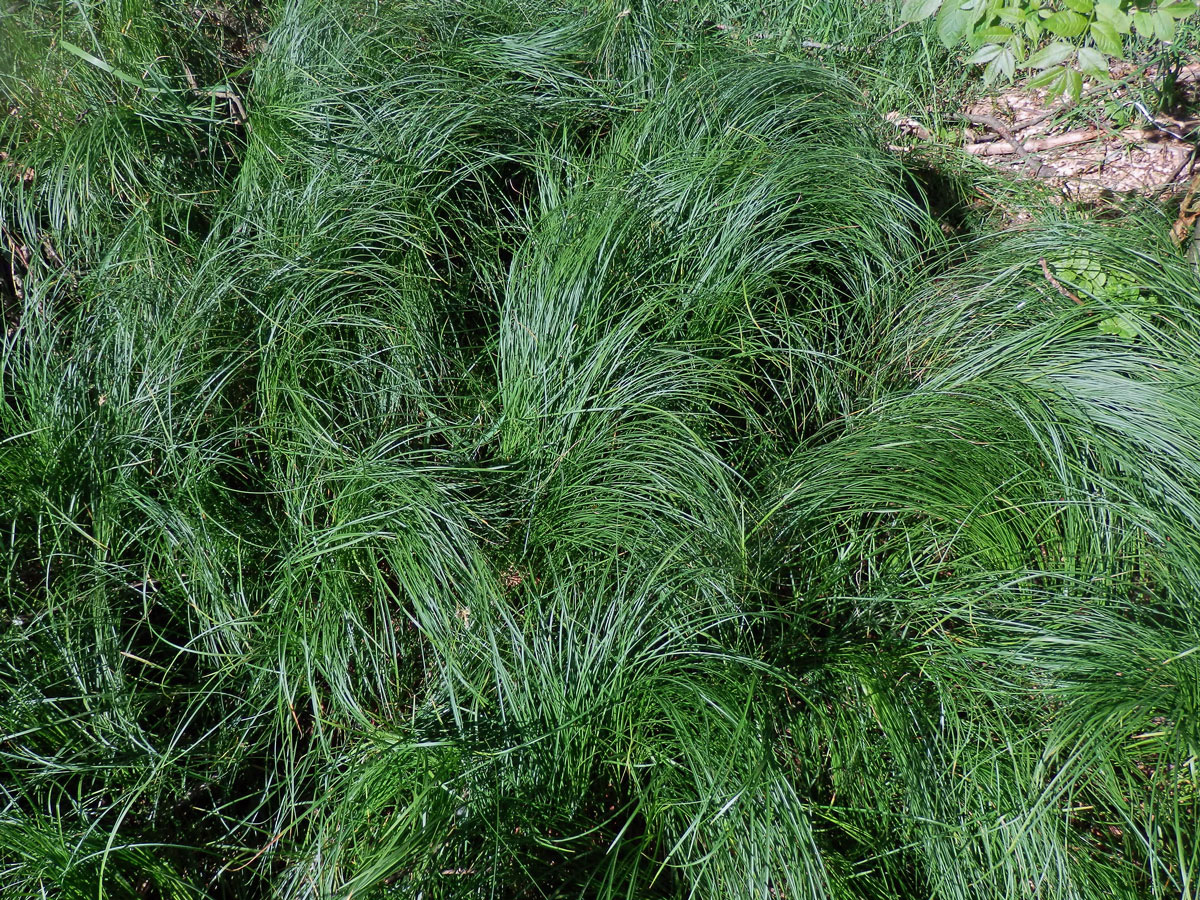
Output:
top-left (1064, 66), bottom-right (1084, 100)
top-left (1029, 63), bottom-right (1067, 86)
top-left (984, 46), bottom-right (1018, 81)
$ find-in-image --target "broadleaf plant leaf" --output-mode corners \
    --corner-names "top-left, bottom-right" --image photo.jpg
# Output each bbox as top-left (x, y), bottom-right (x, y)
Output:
top-left (1064, 66), bottom-right (1084, 100)
top-left (1043, 9), bottom-right (1090, 36)
top-left (1028, 64), bottom-right (1068, 88)
top-left (966, 42), bottom-right (1005, 63)
top-left (938, 0), bottom-right (987, 48)
top-left (902, 0), bottom-right (944, 22)
top-left (983, 46), bottom-right (1018, 82)
top-left (1024, 41), bottom-right (1075, 68)
top-left (1099, 315), bottom-right (1141, 338)
top-left (1152, 9), bottom-right (1176, 40)
top-left (1090, 19), bottom-right (1123, 53)
top-left (1077, 45), bottom-right (1110, 78)
top-left (1160, 2), bottom-right (1197, 19)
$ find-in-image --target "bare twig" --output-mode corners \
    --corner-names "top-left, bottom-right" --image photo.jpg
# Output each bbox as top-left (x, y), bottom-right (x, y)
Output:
top-left (224, 829), bottom-right (286, 872)
top-left (1039, 258), bottom-right (1083, 306)
top-left (863, 21), bottom-right (911, 51)
top-left (959, 113), bottom-right (1040, 174)
top-left (1126, 98), bottom-right (1196, 141)
top-left (1159, 144), bottom-right (1198, 198)
top-left (182, 61), bottom-right (249, 126)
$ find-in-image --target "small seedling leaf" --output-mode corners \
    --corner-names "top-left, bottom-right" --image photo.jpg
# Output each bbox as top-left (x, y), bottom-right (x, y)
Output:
top-left (1098, 315), bottom-right (1140, 338)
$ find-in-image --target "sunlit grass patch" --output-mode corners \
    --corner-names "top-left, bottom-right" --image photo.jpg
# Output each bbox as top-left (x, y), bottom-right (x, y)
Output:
top-left (2, 1), bottom-right (1198, 898)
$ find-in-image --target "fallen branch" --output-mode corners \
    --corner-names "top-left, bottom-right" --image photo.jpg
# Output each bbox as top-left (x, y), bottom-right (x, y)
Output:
top-left (885, 112), bottom-right (932, 142)
top-left (1040, 258), bottom-right (1084, 305)
top-left (965, 126), bottom-right (1186, 158)
top-left (964, 129), bottom-right (1102, 156)
top-left (959, 113), bottom-right (1040, 174)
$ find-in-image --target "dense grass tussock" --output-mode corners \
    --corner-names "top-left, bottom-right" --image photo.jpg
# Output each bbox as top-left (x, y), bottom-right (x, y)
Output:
top-left (2, 1), bottom-right (1199, 898)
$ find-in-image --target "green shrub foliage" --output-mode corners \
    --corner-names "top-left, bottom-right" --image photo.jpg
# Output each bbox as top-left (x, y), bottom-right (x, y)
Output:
top-left (903, 0), bottom-right (1199, 95)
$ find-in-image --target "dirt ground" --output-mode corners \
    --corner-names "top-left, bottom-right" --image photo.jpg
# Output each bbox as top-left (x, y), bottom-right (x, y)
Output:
top-left (888, 60), bottom-right (1198, 209)
top-left (964, 62), bottom-right (1199, 201)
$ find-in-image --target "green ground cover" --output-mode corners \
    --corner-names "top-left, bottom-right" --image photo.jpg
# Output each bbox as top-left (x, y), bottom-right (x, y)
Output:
top-left (1, 1), bottom-right (1198, 897)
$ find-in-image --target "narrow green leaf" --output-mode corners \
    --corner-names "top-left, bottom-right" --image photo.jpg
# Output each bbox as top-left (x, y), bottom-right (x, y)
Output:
top-left (59, 40), bottom-right (165, 94)
top-left (999, 45), bottom-right (1017, 79)
top-left (975, 24), bottom-right (1016, 41)
top-left (1028, 64), bottom-right (1067, 86)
